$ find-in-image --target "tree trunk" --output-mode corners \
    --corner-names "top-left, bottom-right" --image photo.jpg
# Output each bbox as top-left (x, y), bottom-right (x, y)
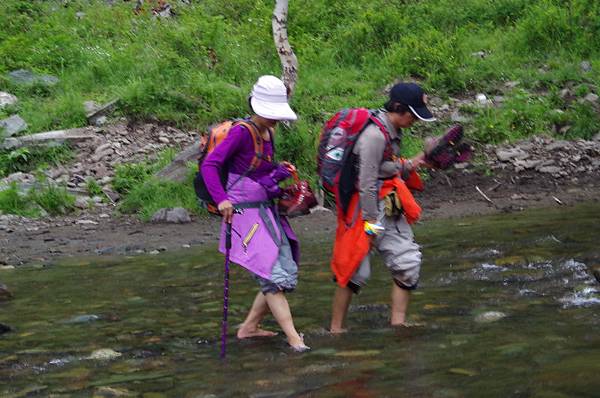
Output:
top-left (272, 0), bottom-right (298, 98)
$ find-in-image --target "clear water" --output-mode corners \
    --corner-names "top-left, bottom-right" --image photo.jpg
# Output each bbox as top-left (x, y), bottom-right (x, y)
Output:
top-left (1, 203), bottom-right (599, 397)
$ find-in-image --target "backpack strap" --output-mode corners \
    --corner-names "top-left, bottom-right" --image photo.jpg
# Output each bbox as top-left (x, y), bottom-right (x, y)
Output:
top-left (235, 120), bottom-right (269, 171)
top-left (368, 113), bottom-right (394, 160)
top-left (224, 120), bottom-right (270, 191)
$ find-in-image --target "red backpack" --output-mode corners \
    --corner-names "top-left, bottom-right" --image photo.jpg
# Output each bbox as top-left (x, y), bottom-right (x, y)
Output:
top-left (317, 108), bottom-right (391, 199)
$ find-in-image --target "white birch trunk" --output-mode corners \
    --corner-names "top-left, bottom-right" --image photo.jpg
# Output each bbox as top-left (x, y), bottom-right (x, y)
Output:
top-left (272, 0), bottom-right (298, 98)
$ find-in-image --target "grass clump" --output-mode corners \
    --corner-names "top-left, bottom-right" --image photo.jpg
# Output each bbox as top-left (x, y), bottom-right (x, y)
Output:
top-left (0, 182), bottom-right (38, 217)
top-left (0, 145), bottom-right (73, 177)
top-left (0, 179), bottom-right (75, 217)
top-left (118, 166), bottom-right (200, 221)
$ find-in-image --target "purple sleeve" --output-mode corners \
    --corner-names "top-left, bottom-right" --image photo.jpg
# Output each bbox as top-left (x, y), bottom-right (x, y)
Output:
top-left (200, 125), bottom-right (247, 205)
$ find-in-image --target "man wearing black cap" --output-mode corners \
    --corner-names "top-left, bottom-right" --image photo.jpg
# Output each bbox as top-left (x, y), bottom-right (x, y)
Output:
top-left (329, 82), bottom-right (435, 333)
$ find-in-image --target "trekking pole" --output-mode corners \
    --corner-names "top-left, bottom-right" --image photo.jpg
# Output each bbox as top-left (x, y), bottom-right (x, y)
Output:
top-left (220, 222), bottom-right (232, 360)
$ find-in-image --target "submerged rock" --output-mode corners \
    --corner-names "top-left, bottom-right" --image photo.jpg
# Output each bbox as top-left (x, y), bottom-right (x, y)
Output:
top-left (474, 311), bottom-right (507, 323)
top-left (88, 348), bottom-right (122, 360)
top-left (93, 386), bottom-right (135, 397)
top-left (64, 314), bottom-right (101, 324)
top-left (0, 322), bottom-right (12, 334)
top-left (0, 282), bottom-right (13, 301)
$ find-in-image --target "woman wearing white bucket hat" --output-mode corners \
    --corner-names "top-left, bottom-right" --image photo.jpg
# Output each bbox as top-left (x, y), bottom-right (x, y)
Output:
top-left (201, 75), bottom-right (309, 352)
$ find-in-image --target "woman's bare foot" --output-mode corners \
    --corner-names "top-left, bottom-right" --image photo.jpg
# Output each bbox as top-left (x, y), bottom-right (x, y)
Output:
top-left (288, 333), bottom-right (310, 352)
top-left (237, 325), bottom-right (278, 339)
top-left (329, 327), bottom-right (348, 334)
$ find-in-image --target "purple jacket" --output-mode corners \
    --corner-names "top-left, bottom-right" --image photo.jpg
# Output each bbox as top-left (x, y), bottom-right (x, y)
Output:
top-left (218, 173), bottom-right (299, 279)
top-left (200, 124), bottom-right (300, 278)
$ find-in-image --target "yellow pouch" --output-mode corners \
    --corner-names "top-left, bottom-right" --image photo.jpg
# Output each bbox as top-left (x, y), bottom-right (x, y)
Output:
top-left (383, 191), bottom-right (403, 217)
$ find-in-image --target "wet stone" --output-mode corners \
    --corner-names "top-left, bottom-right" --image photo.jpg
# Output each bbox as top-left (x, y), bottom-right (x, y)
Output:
top-left (475, 311), bottom-right (507, 323)
top-left (63, 314), bottom-right (101, 324)
top-left (88, 348), bottom-right (122, 360)
top-left (0, 322), bottom-right (12, 334)
top-left (0, 282), bottom-right (13, 301)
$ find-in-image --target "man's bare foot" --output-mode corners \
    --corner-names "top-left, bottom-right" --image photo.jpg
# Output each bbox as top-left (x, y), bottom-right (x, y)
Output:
top-left (329, 327), bottom-right (348, 334)
top-left (237, 325), bottom-right (278, 339)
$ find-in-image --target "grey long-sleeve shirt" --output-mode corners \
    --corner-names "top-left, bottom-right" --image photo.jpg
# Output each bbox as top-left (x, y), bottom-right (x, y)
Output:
top-left (352, 109), bottom-right (408, 221)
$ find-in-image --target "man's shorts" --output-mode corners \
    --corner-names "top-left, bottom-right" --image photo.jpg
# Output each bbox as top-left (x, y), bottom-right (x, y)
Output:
top-left (348, 212), bottom-right (422, 293)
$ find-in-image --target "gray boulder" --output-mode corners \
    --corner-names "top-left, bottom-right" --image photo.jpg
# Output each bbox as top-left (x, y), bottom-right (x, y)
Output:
top-left (580, 61), bottom-right (592, 72)
top-left (151, 207), bottom-right (192, 224)
top-left (0, 115), bottom-right (28, 137)
top-left (0, 92), bottom-right (18, 109)
top-left (7, 69), bottom-right (59, 86)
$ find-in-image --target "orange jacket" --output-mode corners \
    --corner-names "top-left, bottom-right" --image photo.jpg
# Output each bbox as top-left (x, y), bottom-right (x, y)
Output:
top-left (330, 172), bottom-right (423, 288)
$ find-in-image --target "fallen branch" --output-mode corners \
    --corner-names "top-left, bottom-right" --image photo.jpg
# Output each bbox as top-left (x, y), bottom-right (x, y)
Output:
top-left (444, 174), bottom-right (452, 187)
top-left (475, 185), bottom-right (495, 206)
top-left (2, 127), bottom-right (97, 150)
top-left (488, 181), bottom-right (503, 192)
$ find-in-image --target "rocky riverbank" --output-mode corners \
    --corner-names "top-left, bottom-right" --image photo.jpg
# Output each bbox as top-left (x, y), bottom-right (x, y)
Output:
top-left (1, 129), bottom-right (599, 268)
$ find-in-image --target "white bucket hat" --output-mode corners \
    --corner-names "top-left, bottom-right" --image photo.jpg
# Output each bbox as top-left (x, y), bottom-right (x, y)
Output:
top-left (249, 75), bottom-right (297, 121)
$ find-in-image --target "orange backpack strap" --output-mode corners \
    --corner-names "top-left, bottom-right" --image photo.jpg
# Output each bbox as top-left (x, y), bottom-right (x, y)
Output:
top-left (236, 121), bottom-right (266, 171)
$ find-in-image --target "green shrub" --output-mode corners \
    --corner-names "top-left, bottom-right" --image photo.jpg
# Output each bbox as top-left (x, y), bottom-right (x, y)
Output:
top-left (112, 149), bottom-right (176, 194)
top-left (85, 177), bottom-right (103, 197)
top-left (30, 183), bottom-right (75, 216)
top-left (118, 167), bottom-right (199, 221)
top-left (0, 182), bottom-right (38, 217)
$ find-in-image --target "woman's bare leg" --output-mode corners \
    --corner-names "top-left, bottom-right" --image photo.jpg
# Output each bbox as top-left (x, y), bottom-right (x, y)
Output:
top-left (264, 291), bottom-right (307, 349)
top-left (237, 291), bottom-right (278, 339)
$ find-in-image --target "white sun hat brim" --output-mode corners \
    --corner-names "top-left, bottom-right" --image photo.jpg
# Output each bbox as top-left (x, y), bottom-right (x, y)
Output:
top-left (250, 96), bottom-right (297, 121)
top-left (249, 75), bottom-right (297, 121)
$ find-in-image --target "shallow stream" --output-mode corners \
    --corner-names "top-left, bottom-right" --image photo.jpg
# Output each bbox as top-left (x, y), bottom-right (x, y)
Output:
top-left (1, 203), bottom-right (599, 397)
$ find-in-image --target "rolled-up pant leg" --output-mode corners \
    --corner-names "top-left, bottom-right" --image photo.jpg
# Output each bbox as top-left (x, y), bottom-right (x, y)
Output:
top-left (375, 214), bottom-right (422, 290)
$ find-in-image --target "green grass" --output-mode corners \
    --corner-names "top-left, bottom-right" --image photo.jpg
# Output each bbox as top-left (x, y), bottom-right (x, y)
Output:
top-left (0, 182), bottom-right (38, 217)
top-left (118, 166), bottom-right (201, 221)
top-left (0, 179), bottom-right (75, 217)
top-left (0, 0), bottom-right (599, 218)
top-left (0, 145), bottom-right (73, 177)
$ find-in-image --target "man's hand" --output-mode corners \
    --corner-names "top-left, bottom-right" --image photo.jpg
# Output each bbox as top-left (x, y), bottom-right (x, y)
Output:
top-left (364, 221), bottom-right (385, 236)
top-left (410, 153), bottom-right (431, 169)
top-left (218, 200), bottom-right (234, 224)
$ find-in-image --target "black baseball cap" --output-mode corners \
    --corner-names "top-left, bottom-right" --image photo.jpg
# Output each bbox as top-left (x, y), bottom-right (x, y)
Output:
top-left (389, 82), bottom-right (435, 122)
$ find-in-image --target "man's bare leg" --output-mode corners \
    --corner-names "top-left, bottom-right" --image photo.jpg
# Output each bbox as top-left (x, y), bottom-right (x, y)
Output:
top-left (330, 286), bottom-right (353, 333)
top-left (390, 283), bottom-right (410, 326)
top-left (264, 292), bottom-right (307, 349)
top-left (237, 291), bottom-right (278, 339)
